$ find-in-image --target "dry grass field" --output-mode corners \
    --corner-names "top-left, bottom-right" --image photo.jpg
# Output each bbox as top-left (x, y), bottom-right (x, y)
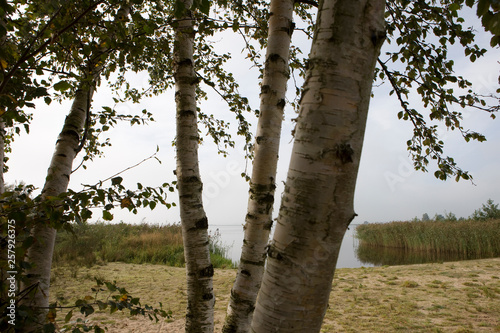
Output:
top-left (50, 258), bottom-right (500, 332)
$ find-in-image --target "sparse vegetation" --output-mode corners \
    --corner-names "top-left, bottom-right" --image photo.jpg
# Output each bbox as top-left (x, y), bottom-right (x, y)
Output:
top-left (53, 222), bottom-right (235, 269)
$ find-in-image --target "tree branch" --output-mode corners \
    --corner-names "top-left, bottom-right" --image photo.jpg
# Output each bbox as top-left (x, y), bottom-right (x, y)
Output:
top-left (377, 58), bottom-right (420, 131)
top-left (294, 0), bottom-right (319, 7)
top-left (84, 149), bottom-right (160, 187)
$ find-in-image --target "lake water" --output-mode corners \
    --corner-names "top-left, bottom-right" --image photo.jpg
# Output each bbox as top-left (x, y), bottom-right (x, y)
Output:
top-left (209, 223), bottom-right (370, 269)
top-left (209, 224), bottom-right (497, 268)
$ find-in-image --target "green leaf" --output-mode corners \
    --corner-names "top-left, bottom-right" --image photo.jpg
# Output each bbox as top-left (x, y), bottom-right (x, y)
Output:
top-left (97, 300), bottom-right (108, 310)
top-left (198, 0), bottom-right (211, 14)
top-left (173, 0), bottom-right (186, 18)
top-left (53, 81), bottom-right (72, 92)
top-left (64, 310), bottom-right (73, 323)
top-left (81, 209), bottom-right (92, 220)
top-left (111, 177), bottom-right (123, 186)
top-left (105, 281), bottom-right (117, 292)
top-left (81, 304), bottom-right (95, 317)
top-left (110, 302), bottom-right (118, 314)
top-left (491, 35), bottom-right (500, 47)
top-left (102, 211), bottom-right (113, 221)
top-left (477, 0), bottom-right (490, 16)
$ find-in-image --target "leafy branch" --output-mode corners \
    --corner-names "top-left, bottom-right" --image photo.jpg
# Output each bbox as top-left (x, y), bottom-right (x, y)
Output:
top-left (0, 0), bottom-right (105, 95)
top-left (379, 0), bottom-right (499, 181)
top-left (378, 57), bottom-right (475, 182)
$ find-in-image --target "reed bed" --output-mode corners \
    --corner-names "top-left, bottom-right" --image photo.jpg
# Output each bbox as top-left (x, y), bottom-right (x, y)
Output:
top-left (53, 222), bottom-right (235, 268)
top-left (355, 219), bottom-right (500, 258)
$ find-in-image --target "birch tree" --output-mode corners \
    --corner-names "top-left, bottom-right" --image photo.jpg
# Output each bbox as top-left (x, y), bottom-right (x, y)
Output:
top-left (223, 0), bottom-right (296, 331)
top-left (173, 1), bottom-right (215, 331)
top-left (20, 4), bottom-right (132, 330)
top-left (247, 0), bottom-right (498, 331)
top-left (0, 0), bottom-right (103, 326)
top-left (20, 87), bottom-right (95, 331)
top-left (250, 0), bottom-right (386, 330)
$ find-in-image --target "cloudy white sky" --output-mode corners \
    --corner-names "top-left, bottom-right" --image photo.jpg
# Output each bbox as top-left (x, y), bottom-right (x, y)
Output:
top-left (6, 10), bottom-right (500, 230)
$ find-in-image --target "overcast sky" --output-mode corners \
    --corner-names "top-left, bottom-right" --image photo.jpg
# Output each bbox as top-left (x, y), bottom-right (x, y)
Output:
top-left (6, 12), bottom-right (500, 229)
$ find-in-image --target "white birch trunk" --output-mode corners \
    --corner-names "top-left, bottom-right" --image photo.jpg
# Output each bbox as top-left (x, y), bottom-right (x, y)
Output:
top-left (250, 0), bottom-right (386, 331)
top-left (21, 87), bottom-right (92, 331)
top-left (19, 5), bottom-right (130, 330)
top-left (223, 1), bottom-right (294, 331)
top-left (173, 1), bottom-right (214, 332)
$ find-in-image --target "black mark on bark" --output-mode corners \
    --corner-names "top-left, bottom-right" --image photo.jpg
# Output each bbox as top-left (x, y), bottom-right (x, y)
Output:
top-left (195, 216), bottom-right (208, 229)
top-left (336, 143), bottom-right (354, 164)
top-left (199, 264), bottom-right (214, 278)
top-left (277, 98), bottom-right (286, 109)
top-left (202, 292), bottom-right (214, 300)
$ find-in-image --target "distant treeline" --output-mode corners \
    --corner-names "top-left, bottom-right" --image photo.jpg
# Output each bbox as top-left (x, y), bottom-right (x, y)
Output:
top-left (53, 222), bottom-right (235, 268)
top-left (412, 198), bottom-right (500, 222)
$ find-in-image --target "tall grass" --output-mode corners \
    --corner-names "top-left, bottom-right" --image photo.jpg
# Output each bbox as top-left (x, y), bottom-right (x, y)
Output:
top-left (355, 219), bottom-right (500, 258)
top-left (54, 222), bottom-right (235, 268)
top-left (208, 228), bottom-right (233, 268)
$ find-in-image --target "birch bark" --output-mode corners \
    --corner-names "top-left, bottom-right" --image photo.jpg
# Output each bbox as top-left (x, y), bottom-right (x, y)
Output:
top-left (19, 5), bottom-right (131, 330)
top-left (21, 86), bottom-right (93, 331)
top-left (223, 1), bottom-right (294, 332)
top-left (173, 1), bottom-right (214, 331)
top-left (250, 0), bottom-right (386, 331)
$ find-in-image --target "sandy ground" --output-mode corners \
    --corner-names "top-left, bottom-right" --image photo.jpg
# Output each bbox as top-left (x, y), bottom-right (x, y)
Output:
top-left (51, 258), bottom-right (500, 332)
top-left (101, 314), bottom-right (224, 333)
